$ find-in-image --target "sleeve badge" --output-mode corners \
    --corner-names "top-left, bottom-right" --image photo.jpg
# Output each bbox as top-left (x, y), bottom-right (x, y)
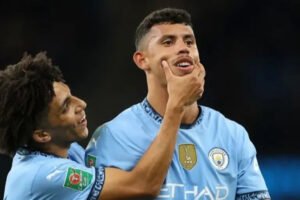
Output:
top-left (64, 167), bottom-right (93, 191)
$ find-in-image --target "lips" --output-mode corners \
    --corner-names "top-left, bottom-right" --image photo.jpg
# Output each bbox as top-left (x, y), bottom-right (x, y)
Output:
top-left (174, 58), bottom-right (193, 68)
top-left (173, 57), bottom-right (194, 73)
top-left (78, 114), bottom-right (87, 126)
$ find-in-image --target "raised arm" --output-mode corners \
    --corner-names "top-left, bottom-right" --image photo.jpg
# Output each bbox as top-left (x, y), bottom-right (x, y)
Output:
top-left (98, 61), bottom-right (205, 200)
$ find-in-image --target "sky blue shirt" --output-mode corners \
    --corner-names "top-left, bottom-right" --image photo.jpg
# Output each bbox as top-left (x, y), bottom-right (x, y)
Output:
top-left (69, 142), bottom-right (86, 165)
top-left (4, 146), bottom-right (105, 200)
top-left (86, 99), bottom-right (270, 200)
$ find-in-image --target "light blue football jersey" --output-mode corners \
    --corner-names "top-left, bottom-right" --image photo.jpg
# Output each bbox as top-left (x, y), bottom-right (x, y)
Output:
top-left (4, 147), bottom-right (105, 200)
top-left (86, 99), bottom-right (270, 200)
top-left (68, 142), bottom-right (86, 164)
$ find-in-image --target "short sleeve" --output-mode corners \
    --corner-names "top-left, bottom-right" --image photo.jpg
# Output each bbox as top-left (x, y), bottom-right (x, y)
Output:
top-left (85, 124), bottom-right (140, 170)
top-left (236, 127), bottom-right (270, 199)
top-left (32, 159), bottom-right (105, 200)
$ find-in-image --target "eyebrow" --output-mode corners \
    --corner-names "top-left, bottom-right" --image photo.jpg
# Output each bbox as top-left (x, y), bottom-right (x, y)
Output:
top-left (160, 34), bottom-right (195, 40)
top-left (183, 34), bottom-right (195, 39)
top-left (159, 34), bottom-right (175, 41)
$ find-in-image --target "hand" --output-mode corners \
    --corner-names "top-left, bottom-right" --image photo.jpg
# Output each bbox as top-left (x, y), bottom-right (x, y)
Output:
top-left (162, 60), bottom-right (205, 108)
top-left (195, 60), bottom-right (206, 99)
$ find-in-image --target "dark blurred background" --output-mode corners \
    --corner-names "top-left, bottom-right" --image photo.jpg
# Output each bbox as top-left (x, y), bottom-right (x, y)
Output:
top-left (0, 0), bottom-right (299, 199)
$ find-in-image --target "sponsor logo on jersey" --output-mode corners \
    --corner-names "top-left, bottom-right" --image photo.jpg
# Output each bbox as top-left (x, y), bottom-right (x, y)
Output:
top-left (236, 190), bottom-right (271, 200)
top-left (179, 144), bottom-right (197, 170)
top-left (208, 148), bottom-right (229, 170)
top-left (87, 154), bottom-right (97, 167)
top-left (64, 167), bottom-right (93, 191)
top-left (159, 183), bottom-right (229, 199)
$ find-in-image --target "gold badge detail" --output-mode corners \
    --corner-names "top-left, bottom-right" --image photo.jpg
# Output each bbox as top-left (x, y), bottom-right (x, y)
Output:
top-left (179, 144), bottom-right (197, 170)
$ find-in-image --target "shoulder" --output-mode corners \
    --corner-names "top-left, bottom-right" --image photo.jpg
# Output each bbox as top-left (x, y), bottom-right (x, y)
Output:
top-left (201, 105), bottom-right (246, 130)
top-left (32, 156), bottom-right (97, 195)
top-left (200, 105), bottom-right (249, 141)
top-left (8, 151), bottom-right (103, 199)
top-left (34, 155), bottom-right (93, 181)
top-left (109, 103), bottom-right (144, 126)
top-left (200, 106), bottom-right (257, 161)
top-left (93, 102), bottom-right (145, 137)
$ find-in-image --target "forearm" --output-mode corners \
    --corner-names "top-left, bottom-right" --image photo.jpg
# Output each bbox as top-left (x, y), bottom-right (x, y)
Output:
top-left (131, 102), bottom-right (184, 195)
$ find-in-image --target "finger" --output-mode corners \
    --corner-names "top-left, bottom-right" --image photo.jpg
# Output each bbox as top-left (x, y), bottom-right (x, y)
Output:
top-left (195, 58), bottom-right (201, 66)
top-left (161, 60), bottom-right (173, 80)
top-left (194, 59), bottom-right (202, 70)
top-left (199, 63), bottom-right (206, 78)
top-left (191, 62), bottom-right (202, 76)
top-left (194, 61), bottom-right (205, 78)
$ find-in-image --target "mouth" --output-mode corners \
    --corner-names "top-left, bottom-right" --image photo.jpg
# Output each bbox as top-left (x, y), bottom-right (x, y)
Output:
top-left (173, 57), bottom-right (194, 72)
top-left (78, 114), bottom-right (87, 127)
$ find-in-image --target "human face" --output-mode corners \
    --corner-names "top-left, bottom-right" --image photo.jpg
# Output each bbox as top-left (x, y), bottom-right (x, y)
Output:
top-left (142, 23), bottom-right (201, 83)
top-left (43, 82), bottom-right (88, 146)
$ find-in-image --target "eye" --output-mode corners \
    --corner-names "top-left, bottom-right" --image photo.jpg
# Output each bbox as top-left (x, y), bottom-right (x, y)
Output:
top-left (162, 39), bottom-right (173, 46)
top-left (62, 102), bottom-right (70, 113)
top-left (185, 39), bottom-right (194, 46)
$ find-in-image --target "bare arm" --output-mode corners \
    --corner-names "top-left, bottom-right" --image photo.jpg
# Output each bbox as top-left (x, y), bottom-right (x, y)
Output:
top-left (98, 61), bottom-right (205, 200)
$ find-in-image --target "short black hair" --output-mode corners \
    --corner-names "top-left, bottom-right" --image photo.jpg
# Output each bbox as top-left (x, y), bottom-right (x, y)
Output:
top-left (0, 52), bottom-right (64, 155)
top-left (135, 8), bottom-right (193, 50)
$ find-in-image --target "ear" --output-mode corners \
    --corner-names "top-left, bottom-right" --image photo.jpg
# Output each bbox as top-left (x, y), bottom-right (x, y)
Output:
top-left (32, 130), bottom-right (51, 144)
top-left (133, 51), bottom-right (149, 71)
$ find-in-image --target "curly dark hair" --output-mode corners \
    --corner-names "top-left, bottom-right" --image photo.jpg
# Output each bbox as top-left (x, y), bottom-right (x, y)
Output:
top-left (135, 8), bottom-right (193, 50)
top-left (0, 52), bottom-right (64, 155)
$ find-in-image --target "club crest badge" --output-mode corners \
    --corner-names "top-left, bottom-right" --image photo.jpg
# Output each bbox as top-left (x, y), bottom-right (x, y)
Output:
top-left (208, 148), bottom-right (229, 170)
top-left (179, 144), bottom-right (197, 170)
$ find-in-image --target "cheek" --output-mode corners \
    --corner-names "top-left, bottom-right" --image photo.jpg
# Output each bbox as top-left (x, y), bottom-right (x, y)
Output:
top-left (60, 125), bottom-right (80, 140)
top-left (148, 46), bottom-right (170, 59)
top-left (54, 120), bottom-right (77, 136)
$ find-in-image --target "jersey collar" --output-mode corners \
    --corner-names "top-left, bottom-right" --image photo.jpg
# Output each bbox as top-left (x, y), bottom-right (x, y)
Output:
top-left (141, 98), bottom-right (203, 129)
top-left (17, 147), bottom-right (64, 159)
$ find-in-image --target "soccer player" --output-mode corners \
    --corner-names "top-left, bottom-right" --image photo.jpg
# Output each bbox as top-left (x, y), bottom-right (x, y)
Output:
top-left (1, 51), bottom-right (203, 199)
top-left (86, 8), bottom-right (271, 199)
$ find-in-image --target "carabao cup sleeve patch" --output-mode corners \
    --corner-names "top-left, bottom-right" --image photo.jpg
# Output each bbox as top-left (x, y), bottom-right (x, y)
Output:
top-left (87, 154), bottom-right (97, 167)
top-left (64, 167), bottom-right (93, 191)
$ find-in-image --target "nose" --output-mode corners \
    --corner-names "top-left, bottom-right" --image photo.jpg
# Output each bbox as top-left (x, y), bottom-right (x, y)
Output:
top-left (74, 97), bottom-right (87, 114)
top-left (177, 39), bottom-right (190, 55)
